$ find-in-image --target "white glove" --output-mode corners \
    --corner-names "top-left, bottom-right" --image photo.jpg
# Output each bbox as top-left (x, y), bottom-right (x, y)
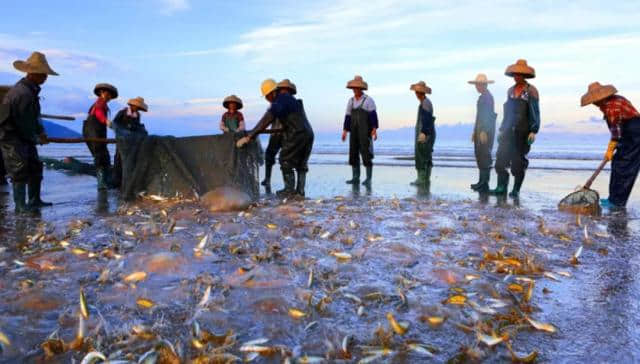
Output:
top-left (236, 136), bottom-right (251, 148)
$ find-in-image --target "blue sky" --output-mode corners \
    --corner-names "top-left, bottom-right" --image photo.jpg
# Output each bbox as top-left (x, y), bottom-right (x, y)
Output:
top-left (1, 0), bottom-right (639, 136)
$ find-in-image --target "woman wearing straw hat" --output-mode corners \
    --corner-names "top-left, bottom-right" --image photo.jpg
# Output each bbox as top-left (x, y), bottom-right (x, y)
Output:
top-left (83, 83), bottom-right (118, 190)
top-left (468, 74), bottom-right (497, 193)
top-left (220, 95), bottom-right (245, 134)
top-left (236, 79), bottom-right (314, 197)
top-left (489, 59), bottom-right (540, 198)
top-left (0, 51), bottom-right (58, 213)
top-left (111, 97), bottom-right (149, 188)
top-left (342, 75), bottom-right (378, 187)
top-left (581, 82), bottom-right (640, 208)
top-left (409, 81), bottom-right (436, 187)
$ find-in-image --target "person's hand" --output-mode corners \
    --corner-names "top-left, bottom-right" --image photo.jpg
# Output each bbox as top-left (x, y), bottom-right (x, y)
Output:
top-left (39, 132), bottom-right (49, 145)
top-left (527, 132), bottom-right (536, 145)
top-left (471, 132), bottom-right (475, 143)
top-left (107, 119), bottom-right (113, 129)
top-left (418, 132), bottom-right (427, 143)
top-left (341, 130), bottom-right (347, 142)
top-left (371, 128), bottom-right (377, 141)
top-left (236, 136), bottom-right (251, 148)
top-left (479, 131), bottom-right (488, 145)
top-left (605, 140), bottom-right (618, 161)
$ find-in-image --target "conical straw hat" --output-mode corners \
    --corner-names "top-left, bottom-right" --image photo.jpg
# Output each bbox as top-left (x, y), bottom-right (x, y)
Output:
top-left (409, 81), bottom-right (432, 94)
top-left (277, 79), bottom-right (297, 95)
top-left (346, 75), bottom-right (368, 90)
top-left (127, 97), bottom-right (148, 112)
top-left (223, 94), bottom-right (243, 109)
top-left (505, 59), bottom-right (535, 78)
top-left (93, 83), bottom-right (119, 98)
top-left (468, 73), bottom-right (494, 84)
top-left (13, 51), bottom-right (59, 76)
top-left (580, 82), bottom-right (617, 107)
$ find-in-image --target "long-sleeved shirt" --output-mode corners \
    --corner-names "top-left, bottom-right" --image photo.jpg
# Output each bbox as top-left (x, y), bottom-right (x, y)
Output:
top-left (113, 106), bottom-right (147, 136)
top-left (418, 97), bottom-right (435, 135)
top-left (89, 98), bottom-right (109, 124)
top-left (501, 83), bottom-right (540, 133)
top-left (475, 90), bottom-right (496, 134)
top-left (0, 77), bottom-right (43, 144)
top-left (598, 95), bottom-right (640, 141)
top-left (343, 94), bottom-right (379, 131)
top-left (220, 111), bottom-right (245, 132)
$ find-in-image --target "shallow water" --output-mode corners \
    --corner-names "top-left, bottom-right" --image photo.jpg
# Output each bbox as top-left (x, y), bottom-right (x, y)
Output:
top-left (0, 164), bottom-right (639, 363)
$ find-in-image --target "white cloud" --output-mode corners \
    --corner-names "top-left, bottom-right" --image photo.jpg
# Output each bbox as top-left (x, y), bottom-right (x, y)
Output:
top-left (158, 0), bottom-right (190, 15)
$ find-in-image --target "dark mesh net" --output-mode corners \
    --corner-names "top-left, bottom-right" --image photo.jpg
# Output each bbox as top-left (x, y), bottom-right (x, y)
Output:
top-left (118, 133), bottom-right (261, 201)
top-left (558, 188), bottom-right (601, 215)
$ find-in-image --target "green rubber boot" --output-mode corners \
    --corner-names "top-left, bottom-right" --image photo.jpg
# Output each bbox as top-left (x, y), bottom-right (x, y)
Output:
top-left (362, 166), bottom-right (372, 187)
top-left (276, 169), bottom-right (296, 197)
top-left (346, 166), bottom-right (360, 184)
top-left (410, 169), bottom-right (426, 186)
top-left (509, 175), bottom-right (524, 198)
top-left (13, 182), bottom-right (36, 214)
top-left (489, 173), bottom-right (509, 196)
top-left (295, 170), bottom-right (307, 197)
top-left (28, 179), bottom-right (52, 207)
top-left (261, 163), bottom-right (273, 187)
top-left (424, 165), bottom-right (432, 186)
top-left (473, 169), bottom-right (491, 193)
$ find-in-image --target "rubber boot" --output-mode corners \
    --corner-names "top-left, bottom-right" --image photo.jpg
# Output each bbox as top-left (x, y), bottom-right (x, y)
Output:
top-left (474, 169), bottom-right (491, 193)
top-left (362, 166), bottom-right (372, 187)
top-left (509, 174), bottom-right (524, 198)
top-left (276, 169), bottom-right (296, 197)
top-left (424, 165), bottom-right (432, 186)
top-left (470, 170), bottom-right (483, 190)
top-left (295, 170), bottom-right (307, 197)
top-left (346, 166), bottom-right (360, 184)
top-left (489, 173), bottom-right (509, 196)
top-left (261, 163), bottom-right (273, 187)
top-left (0, 175), bottom-right (7, 186)
top-left (28, 179), bottom-right (52, 207)
top-left (410, 170), bottom-right (426, 186)
top-left (13, 183), bottom-right (35, 214)
top-left (106, 168), bottom-right (118, 190)
top-left (96, 168), bottom-right (108, 190)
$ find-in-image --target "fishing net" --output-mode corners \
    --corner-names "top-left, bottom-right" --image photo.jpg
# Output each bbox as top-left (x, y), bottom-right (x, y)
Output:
top-left (41, 157), bottom-right (96, 176)
top-left (118, 133), bottom-right (262, 201)
top-left (558, 187), bottom-right (601, 216)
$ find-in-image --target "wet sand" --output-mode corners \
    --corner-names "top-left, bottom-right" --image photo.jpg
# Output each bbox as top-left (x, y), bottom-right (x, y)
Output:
top-left (0, 164), bottom-right (639, 363)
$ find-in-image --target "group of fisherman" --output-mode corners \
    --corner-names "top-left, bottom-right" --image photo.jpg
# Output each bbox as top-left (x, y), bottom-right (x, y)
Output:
top-left (1, 52), bottom-right (639, 214)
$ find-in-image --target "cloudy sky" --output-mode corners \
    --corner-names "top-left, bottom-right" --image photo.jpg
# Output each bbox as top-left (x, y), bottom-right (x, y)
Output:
top-left (1, 0), bottom-right (639, 136)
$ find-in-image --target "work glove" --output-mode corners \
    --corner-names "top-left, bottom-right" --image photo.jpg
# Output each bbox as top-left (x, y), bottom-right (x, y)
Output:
top-left (371, 128), bottom-right (378, 141)
top-left (236, 136), bottom-right (251, 148)
top-left (418, 132), bottom-right (427, 143)
top-left (341, 130), bottom-right (348, 142)
top-left (38, 132), bottom-right (49, 145)
top-left (107, 120), bottom-right (113, 129)
top-left (527, 132), bottom-right (536, 145)
top-left (605, 140), bottom-right (618, 161)
top-left (479, 131), bottom-right (488, 145)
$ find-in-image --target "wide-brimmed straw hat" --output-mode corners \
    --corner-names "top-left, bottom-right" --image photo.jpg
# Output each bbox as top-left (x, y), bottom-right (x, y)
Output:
top-left (346, 75), bottom-right (368, 90)
top-left (277, 79), bottom-right (297, 95)
top-left (13, 51), bottom-right (59, 76)
top-left (223, 94), bottom-right (243, 109)
top-left (505, 59), bottom-right (535, 79)
top-left (468, 73), bottom-right (494, 85)
top-left (580, 82), bottom-right (618, 107)
top-left (94, 83), bottom-right (118, 98)
top-left (410, 81), bottom-right (432, 94)
top-left (127, 97), bottom-right (148, 112)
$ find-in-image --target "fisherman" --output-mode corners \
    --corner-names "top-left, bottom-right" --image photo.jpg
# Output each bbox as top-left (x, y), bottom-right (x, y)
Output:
top-left (112, 97), bottom-right (149, 188)
top-left (220, 95), bottom-right (245, 133)
top-left (261, 79), bottom-right (295, 188)
top-left (236, 79), bottom-right (314, 197)
top-left (0, 51), bottom-right (58, 212)
top-left (83, 83), bottom-right (118, 190)
top-left (469, 74), bottom-right (497, 193)
top-left (581, 82), bottom-right (640, 209)
top-left (409, 81), bottom-right (436, 187)
top-left (342, 75), bottom-right (378, 187)
top-left (490, 59), bottom-right (540, 198)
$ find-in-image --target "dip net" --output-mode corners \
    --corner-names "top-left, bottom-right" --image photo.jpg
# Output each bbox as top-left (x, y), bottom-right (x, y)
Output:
top-left (557, 159), bottom-right (607, 216)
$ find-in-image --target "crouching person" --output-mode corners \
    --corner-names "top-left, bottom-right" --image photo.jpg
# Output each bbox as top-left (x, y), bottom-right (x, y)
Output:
top-left (112, 97), bottom-right (149, 188)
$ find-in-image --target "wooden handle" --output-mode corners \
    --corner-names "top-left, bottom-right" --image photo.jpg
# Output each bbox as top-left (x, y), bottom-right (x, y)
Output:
top-left (584, 159), bottom-right (608, 189)
top-left (40, 114), bottom-right (76, 121)
top-left (257, 128), bottom-right (283, 134)
top-left (46, 137), bottom-right (116, 144)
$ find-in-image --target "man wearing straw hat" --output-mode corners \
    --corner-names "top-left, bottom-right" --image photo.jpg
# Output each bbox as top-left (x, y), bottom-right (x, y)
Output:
top-left (468, 74), bottom-right (497, 193)
top-left (581, 82), bottom-right (640, 208)
top-left (489, 59), bottom-right (540, 198)
top-left (83, 83), bottom-right (118, 190)
top-left (0, 51), bottom-right (58, 213)
top-left (409, 81), bottom-right (436, 187)
top-left (342, 75), bottom-right (378, 187)
top-left (236, 79), bottom-right (314, 197)
top-left (112, 97), bottom-right (149, 188)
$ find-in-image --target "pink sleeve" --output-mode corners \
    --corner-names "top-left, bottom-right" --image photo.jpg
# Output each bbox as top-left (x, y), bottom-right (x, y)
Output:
top-left (92, 99), bottom-right (108, 124)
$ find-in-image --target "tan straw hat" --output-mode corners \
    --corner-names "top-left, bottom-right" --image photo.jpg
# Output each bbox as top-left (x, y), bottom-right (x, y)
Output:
top-left (580, 82), bottom-right (618, 107)
top-left (346, 75), bottom-right (368, 90)
top-left (223, 94), bottom-right (243, 109)
top-left (93, 83), bottom-right (118, 98)
top-left (277, 79), bottom-right (297, 95)
top-left (505, 59), bottom-right (535, 78)
top-left (127, 97), bottom-right (148, 112)
top-left (468, 73), bottom-right (494, 84)
top-left (13, 51), bottom-right (59, 76)
top-left (409, 81), bottom-right (432, 94)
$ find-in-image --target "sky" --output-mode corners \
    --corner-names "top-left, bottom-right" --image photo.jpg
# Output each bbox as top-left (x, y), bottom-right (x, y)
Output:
top-left (1, 0), bottom-right (639, 137)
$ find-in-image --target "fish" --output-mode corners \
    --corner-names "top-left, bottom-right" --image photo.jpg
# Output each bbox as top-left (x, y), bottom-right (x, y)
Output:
top-left (407, 343), bottom-right (434, 357)
top-left (79, 288), bottom-right (89, 319)
top-left (198, 285), bottom-right (212, 307)
top-left (386, 312), bottom-right (408, 335)
top-left (343, 293), bottom-right (362, 304)
top-left (422, 316), bottom-right (445, 327)
top-left (138, 349), bottom-right (158, 364)
top-left (508, 283), bottom-right (524, 293)
top-left (136, 298), bottom-right (155, 309)
top-left (330, 251), bottom-right (352, 261)
top-left (445, 295), bottom-right (467, 305)
top-left (524, 281), bottom-right (534, 303)
top-left (196, 234), bottom-right (209, 251)
top-left (297, 355), bottom-right (325, 363)
top-left (525, 316), bottom-right (557, 333)
top-left (124, 271), bottom-right (147, 283)
top-left (543, 272), bottom-right (560, 281)
top-left (80, 351), bottom-right (107, 364)
top-left (465, 274), bottom-right (480, 281)
top-left (266, 223), bottom-right (278, 230)
top-left (307, 269), bottom-right (313, 288)
top-left (320, 231), bottom-right (331, 239)
top-left (288, 308), bottom-right (307, 319)
top-left (357, 306), bottom-right (365, 316)
top-left (342, 335), bottom-right (352, 354)
top-left (476, 331), bottom-right (503, 347)
top-left (468, 300), bottom-right (497, 315)
top-left (570, 245), bottom-right (583, 265)
top-left (304, 321), bottom-right (318, 331)
top-left (148, 194), bottom-right (166, 201)
top-left (0, 330), bottom-right (10, 346)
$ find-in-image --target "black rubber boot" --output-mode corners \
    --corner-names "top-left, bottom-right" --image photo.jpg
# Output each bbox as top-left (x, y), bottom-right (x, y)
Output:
top-left (0, 176), bottom-right (7, 186)
top-left (13, 183), bottom-right (35, 214)
top-left (410, 170), bottom-right (426, 186)
top-left (362, 166), bottom-right (372, 187)
top-left (261, 163), bottom-right (273, 187)
top-left (295, 170), bottom-right (307, 197)
top-left (424, 165), bottom-right (432, 186)
top-left (28, 179), bottom-right (52, 207)
top-left (474, 169), bottom-right (491, 193)
top-left (489, 173), bottom-right (509, 196)
top-left (276, 169), bottom-right (296, 197)
top-left (346, 166), bottom-right (360, 184)
top-left (509, 174), bottom-right (524, 198)
top-left (96, 168), bottom-right (108, 190)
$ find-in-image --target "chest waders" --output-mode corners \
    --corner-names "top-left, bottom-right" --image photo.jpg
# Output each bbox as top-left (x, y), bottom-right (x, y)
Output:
top-left (261, 118), bottom-right (283, 189)
top-left (83, 106), bottom-right (112, 190)
top-left (346, 97), bottom-right (374, 186)
top-left (277, 110), bottom-right (314, 197)
top-left (411, 104), bottom-right (436, 187)
top-left (609, 117), bottom-right (640, 207)
top-left (491, 96), bottom-right (530, 197)
top-left (471, 100), bottom-right (496, 193)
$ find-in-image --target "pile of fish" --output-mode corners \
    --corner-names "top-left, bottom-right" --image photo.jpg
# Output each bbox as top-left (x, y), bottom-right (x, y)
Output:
top-left (0, 193), bottom-right (616, 362)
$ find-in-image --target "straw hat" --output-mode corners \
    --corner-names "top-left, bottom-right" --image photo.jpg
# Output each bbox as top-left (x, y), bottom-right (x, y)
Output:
top-left (277, 79), bottom-right (297, 95)
top-left (223, 94), bottom-right (243, 109)
top-left (93, 83), bottom-right (118, 98)
top-left (13, 51), bottom-right (58, 76)
top-left (505, 59), bottom-right (535, 78)
top-left (127, 97), bottom-right (148, 112)
top-left (468, 73), bottom-right (494, 85)
top-left (346, 75), bottom-right (368, 90)
top-left (410, 81), bottom-right (432, 94)
top-left (580, 82), bottom-right (618, 107)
